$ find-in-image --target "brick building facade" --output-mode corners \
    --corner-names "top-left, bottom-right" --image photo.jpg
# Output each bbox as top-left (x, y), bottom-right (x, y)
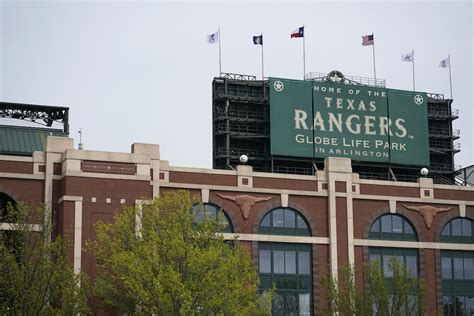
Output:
top-left (1, 136), bottom-right (473, 315)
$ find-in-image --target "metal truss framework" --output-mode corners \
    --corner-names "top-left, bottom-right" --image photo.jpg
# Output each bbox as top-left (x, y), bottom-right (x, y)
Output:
top-left (0, 102), bottom-right (69, 133)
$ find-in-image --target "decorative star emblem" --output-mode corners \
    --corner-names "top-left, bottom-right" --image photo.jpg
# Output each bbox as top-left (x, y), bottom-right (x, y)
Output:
top-left (274, 80), bottom-right (284, 92)
top-left (414, 94), bottom-right (423, 105)
top-left (330, 73), bottom-right (342, 83)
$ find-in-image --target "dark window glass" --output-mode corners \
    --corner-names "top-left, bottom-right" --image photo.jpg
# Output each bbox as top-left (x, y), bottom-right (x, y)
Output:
top-left (192, 203), bottom-right (232, 232)
top-left (442, 257), bottom-right (452, 279)
top-left (392, 215), bottom-right (403, 233)
top-left (456, 296), bottom-right (465, 315)
top-left (298, 252), bottom-right (310, 275)
top-left (274, 251), bottom-right (285, 273)
top-left (452, 219), bottom-right (462, 236)
top-left (370, 219), bottom-right (380, 232)
top-left (442, 224), bottom-right (450, 236)
top-left (406, 256), bottom-right (417, 277)
top-left (404, 220), bottom-right (414, 235)
top-left (453, 257), bottom-right (464, 279)
top-left (370, 254), bottom-right (380, 262)
top-left (284, 210), bottom-right (295, 228)
top-left (466, 296), bottom-right (474, 315)
top-left (297, 215), bottom-right (306, 229)
top-left (464, 257), bottom-right (474, 280)
top-left (259, 208), bottom-right (310, 236)
top-left (259, 250), bottom-right (271, 273)
top-left (462, 219), bottom-right (472, 237)
top-left (382, 215), bottom-right (392, 233)
top-left (273, 209), bottom-right (284, 227)
top-left (261, 214), bottom-right (271, 227)
top-left (285, 251), bottom-right (296, 274)
top-left (383, 255), bottom-right (393, 277)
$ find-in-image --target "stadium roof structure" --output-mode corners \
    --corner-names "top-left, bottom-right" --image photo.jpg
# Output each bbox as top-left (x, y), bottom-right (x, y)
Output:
top-left (0, 102), bottom-right (69, 156)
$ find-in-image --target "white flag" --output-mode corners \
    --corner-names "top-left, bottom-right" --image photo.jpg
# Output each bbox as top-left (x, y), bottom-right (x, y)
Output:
top-left (439, 56), bottom-right (450, 68)
top-left (401, 51), bottom-right (414, 62)
top-left (207, 31), bottom-right (220, 44)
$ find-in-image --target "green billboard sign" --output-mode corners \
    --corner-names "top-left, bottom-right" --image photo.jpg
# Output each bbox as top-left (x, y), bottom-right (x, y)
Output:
top-left (269, 77), bottom-right (429, 166)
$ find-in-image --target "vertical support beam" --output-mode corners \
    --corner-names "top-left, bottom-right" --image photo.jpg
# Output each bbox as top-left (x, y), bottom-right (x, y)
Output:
top-left (345, 173), bottom-right (355, 266)
top-left (324, 157), bottom-right (353, 276)
top-left (327, 172), bottom-right (338, 275)
top-left (73, 199), bottom-right (83, 274)
top-left (57, 195), bottom-right (83, 274)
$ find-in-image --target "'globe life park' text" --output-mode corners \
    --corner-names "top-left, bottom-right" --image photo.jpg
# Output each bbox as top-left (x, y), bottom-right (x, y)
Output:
top-left (293, 85), bottom-right (411, 158)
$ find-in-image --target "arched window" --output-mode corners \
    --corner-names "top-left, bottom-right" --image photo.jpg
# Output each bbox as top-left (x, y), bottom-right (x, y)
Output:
top-left (259, 207), bottom-right (310, 236)
top-left (368, 214), bottom-right (420, 311)
top-left (258, 208), bottom-right (312, 316)
top-left (440, 218), bottom-right (474, 315)
top-left (0, 192), bottom-right (17, 221)
top-left (369, 213), bottom-right (417, 241)
top-left (191, 203), bottom-right (233, 233)
top-left (441, 218), bottom-right (473, 244)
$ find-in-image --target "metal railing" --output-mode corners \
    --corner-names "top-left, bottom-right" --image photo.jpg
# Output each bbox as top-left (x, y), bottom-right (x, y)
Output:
top-left (216, 147), bottom-right (265, 158)
top-left (427, 92), bottom-right (446, 100)
top-left (219, 73), bottom-right (257, 81)
top-left (216, 108), bottom-right (265, 121)
top-left (216, 123), bottom-right (266, 136)
top-left (305, 72), bottom-right (386, 88)
top-left (428, 128), bottom-right (460, 137)
top-left (273, 165), bottom-right (313, 175)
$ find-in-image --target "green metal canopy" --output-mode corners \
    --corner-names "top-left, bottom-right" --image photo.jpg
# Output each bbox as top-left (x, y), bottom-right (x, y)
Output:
top-left (0, 125), bottom-right (67, 156)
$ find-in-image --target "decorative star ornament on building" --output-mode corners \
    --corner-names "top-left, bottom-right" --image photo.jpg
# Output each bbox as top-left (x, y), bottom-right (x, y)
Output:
top-left (414, 95), bottom-right (424, 105)
top-left (273, 80), bottom-right (284, 92)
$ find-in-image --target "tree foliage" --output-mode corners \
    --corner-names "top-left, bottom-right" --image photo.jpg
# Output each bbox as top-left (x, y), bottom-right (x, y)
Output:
top-left (321, 258), bottom-right (427, 316)
top-left (0, 203), bottom-right (89, 315)
top-left (89, 190), bottom-right (270, 315)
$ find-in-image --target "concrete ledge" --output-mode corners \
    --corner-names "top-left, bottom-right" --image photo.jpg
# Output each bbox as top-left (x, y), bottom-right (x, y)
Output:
top-left (222, 233), bottom-right (330, 244)
top-left (58, 195), bottom-right (83, 204)
top-left (354, 238), bottom-right (474, 250)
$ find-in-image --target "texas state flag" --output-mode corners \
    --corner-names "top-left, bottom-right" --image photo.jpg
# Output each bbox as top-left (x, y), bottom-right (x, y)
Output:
top-left (291, 26), bottom-right (304, 38)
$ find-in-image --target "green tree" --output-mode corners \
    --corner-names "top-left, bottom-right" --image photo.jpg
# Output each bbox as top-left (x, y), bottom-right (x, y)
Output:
top-left (321, 258), bottom-right (427, 316)
top-left (0, 203), bottom-right (89, 315)
top-left (89, 190), bottom-right (270, 315)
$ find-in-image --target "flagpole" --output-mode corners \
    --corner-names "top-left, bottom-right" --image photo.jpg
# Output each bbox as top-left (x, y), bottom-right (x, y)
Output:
top-left (261, 33), bottom-right (264, 80)
top-left (218, 28), bottom-right (222, 76)
top-left (372, 32), bottom-right (377, 84)
top-left (303, 25), bottom-right (306, 79)
top-left (412, 49), bottom-right (415, 91)
top-left (448, 54), bottom-right (453, 99)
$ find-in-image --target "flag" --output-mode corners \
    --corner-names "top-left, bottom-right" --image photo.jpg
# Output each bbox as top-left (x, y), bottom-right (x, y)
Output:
top-left (361, 34), bottom-right (374, 46)
top-left (401, 51), bottom-right (414, 62)
top-left (291, 26), bottom-right (304, 38)
top-left (253, 35), bottom-right (263, 45)
top-left (439, 56), bottom-right (450, 68)
top-left (207, 31), bottom-right (220, 44)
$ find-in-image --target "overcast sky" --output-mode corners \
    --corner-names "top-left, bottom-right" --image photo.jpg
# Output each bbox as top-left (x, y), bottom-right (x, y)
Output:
top-left (1, 0), bottom-right (472, 169)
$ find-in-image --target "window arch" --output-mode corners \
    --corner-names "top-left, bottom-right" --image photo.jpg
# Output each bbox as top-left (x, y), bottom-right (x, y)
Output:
top-left (440, 217), bottom-right (474, 315)
top-left (259, 207), bottom-right (311, 236)
top-left (441, 217), bottom-right (473, 244)
top-left (191, 203), bottom-right (233, 233)
top-left (0, 192), bottom-right (17, 221)
top-left (369, 213), bottom-right (417, 241)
